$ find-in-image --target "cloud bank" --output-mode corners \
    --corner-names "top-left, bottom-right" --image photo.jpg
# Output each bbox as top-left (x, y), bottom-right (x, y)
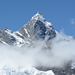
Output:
top-left (0, 32), bottom-right (75, 69)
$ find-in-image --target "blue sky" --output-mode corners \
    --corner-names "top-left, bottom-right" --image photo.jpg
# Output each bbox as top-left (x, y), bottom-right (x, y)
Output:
top-left (0, 0), bottom-right (75, 37)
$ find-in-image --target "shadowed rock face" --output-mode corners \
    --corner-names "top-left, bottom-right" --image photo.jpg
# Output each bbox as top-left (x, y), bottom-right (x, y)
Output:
top-left (52, 63), bottom-right (75, 75)
top-left (34, 20), bottom-right (56, 39)
top-left (36, 62), bottom-right (75, 75)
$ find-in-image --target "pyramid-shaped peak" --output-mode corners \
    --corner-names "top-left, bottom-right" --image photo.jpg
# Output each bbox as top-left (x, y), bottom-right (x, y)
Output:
top-left (35, 12), bottom-right (43, 17)
top-left (31, 12), bottom-right (45, 21)
top-left (36, 12), bottom-right (42, 15)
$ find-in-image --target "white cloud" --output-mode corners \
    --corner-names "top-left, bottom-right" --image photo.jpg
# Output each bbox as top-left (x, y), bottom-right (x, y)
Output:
top-left (0, 32), bottom-right (75, 69)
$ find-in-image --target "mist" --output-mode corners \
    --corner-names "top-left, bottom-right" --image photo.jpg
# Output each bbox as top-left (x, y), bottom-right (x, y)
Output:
top-left (0, 32), bottom-right (75, 69)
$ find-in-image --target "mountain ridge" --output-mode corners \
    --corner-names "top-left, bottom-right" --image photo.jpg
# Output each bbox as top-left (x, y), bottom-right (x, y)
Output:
top-left (0, 12), bottom-right (56, 47)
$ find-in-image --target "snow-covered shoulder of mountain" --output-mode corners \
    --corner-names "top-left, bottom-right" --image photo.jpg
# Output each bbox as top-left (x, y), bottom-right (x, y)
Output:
top-left (0, 28), bottom-right (27, 47)
top-left (3, 29), bottom-right (23, 46)
top-left (0, 66), bottom-right (55, 75)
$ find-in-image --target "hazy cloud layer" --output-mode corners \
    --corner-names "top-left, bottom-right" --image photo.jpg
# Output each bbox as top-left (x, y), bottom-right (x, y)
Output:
top-left (0, 32), bottom-right (75, 69)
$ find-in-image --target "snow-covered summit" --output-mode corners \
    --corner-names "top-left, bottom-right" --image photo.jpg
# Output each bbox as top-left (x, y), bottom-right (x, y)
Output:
top-left (31, 12), bottom-right (45, 21)
top-left (31, 12), bottom-right (52, 27)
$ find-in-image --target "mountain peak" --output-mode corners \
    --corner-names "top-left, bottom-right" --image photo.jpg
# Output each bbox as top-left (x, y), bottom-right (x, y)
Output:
top-left (36, 12), bottom-right (42, 15)
top-left (19, 12), bottom-right (56, 40)
top-left (31, 12), bottom-right (45, 21)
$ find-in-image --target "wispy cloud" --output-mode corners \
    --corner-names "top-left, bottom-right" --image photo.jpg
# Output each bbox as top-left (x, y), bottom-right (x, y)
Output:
top-left (70, 18), bottom-right (75, 24)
